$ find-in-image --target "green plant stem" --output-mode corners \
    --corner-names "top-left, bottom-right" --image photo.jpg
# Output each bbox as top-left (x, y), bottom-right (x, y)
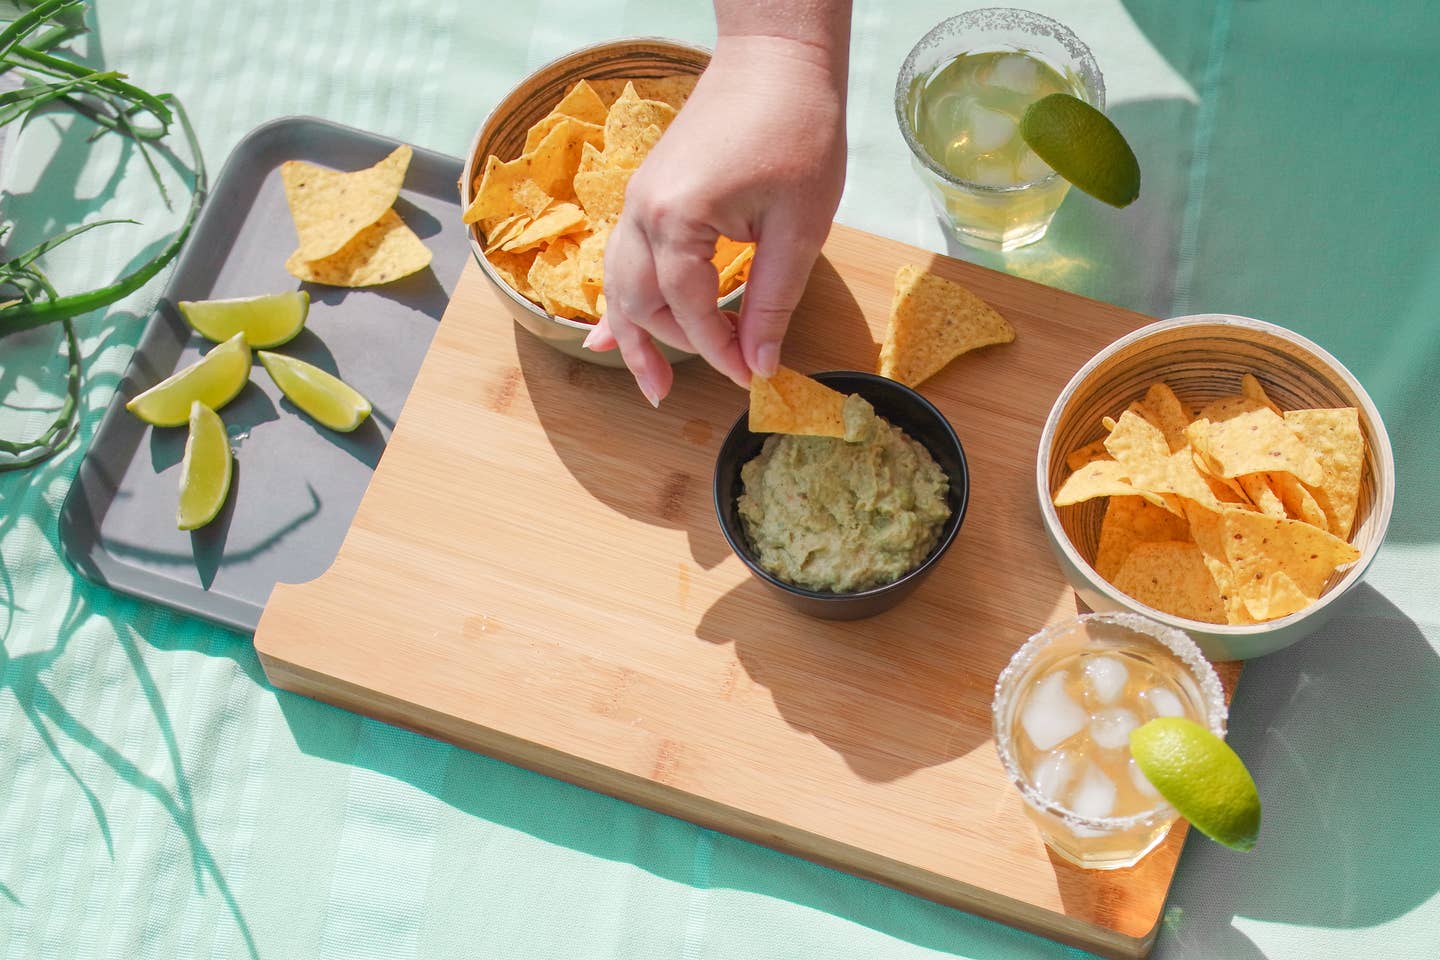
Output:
top-left (0, 95), bottom-right (207, 335)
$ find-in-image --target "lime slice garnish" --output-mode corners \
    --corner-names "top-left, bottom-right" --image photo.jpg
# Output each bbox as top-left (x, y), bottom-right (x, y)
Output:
top-left (125, 333), bottom-right (252, 427)
top-left (177, 400), bottom-right (233, 530)
top-left (1020, 93), bottom-right (1140, 208)
top-left (1130, 717), bottom-right (1260, 851)
top-left (179, 290), bottom-right (310, 348)
top-left (257, 350), bottom-right (371, 432)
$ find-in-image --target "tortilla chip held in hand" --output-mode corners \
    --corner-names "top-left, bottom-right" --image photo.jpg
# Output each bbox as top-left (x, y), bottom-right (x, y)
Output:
top-left (749, 366), bottom-right (846, 438)
top-left (878, 264), bottom-right (1015, 387)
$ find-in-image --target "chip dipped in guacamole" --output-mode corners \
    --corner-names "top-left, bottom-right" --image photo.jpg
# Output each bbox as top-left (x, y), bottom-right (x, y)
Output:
top-left (738, 394), bottom-right (951, 593)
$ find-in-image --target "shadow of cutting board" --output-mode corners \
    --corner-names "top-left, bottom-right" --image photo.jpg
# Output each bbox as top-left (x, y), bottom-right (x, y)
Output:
top-left (255, 223), bottom-right (1239, 958)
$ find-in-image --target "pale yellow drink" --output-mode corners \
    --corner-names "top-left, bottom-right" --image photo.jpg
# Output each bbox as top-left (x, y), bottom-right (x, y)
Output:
top-left (896, 10), bottom-right (1106, 250)
top-left (993, 613), bottom-right (1227, 870)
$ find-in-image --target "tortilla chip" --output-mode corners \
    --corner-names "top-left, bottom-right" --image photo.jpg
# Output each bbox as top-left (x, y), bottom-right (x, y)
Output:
top-left (606, 122), bottom-right (665, 170)
top-left (1240, 373), bottom-right (1282, 415)
top-left (548, 78), bottom-right (609, 126)
top-left (589, 75), bottom-right (697, 110)
top-left (577, 141), bottom-right (607, 177)
top-left (605, 84), bottom-right (675, 153)
top-left (1219, 507), bottom-right (1361, 604)
top-left (1053, 459), bottom-right (1148, 507)
top-left (1268, 470), bottom-right (1329, 529)
top-left (1064, 438), bottom-right (1111, 473)
top-left (523, 115), bottom-right (604, 156)
top-left (717, 242), bottom-right (754, 295)
top-left (1238, 569), bottom-right (1314, 622)
top-left (1186, 395), bottom-right (1324, 486)
top-left (878, 265), bottom-right (1015, 387)
top-left (527, 239), bottom-right (593, 320)
top-left (1237, 473), bottom-right (1286, 518)
top-left (1105, 410), bottom-right (1222, 510)
top-left (285, 208), bottom-right (431, 287)
top-left (1283, 407), bottom-right (1364, 539)
top-left (573, 165), bottom-right (634, 222)
top-left (1110, 541), bottom-right (1228, 624)
top-left (1094, 495), bottom-right (1192, 581)
top-left (501, 202), bottom-right (588, 253)
top-left (576, 224), bottom-right (611, 290)
top-left (483, 213), bottom-right (530, 254)
top-left (748, 366), bottom-right (846, 438)
top-left (1138, 382), bottom-right (1191, 453)
top-left (1184, 502), bottom-right (1252, 625)
top-left (712, 236), bottom-right (749, 272)
top-left (463, 119), bottom-right (592, 224)
top-left (281, 144), bottom-right (412, 260)
top-left (485, 248), bottom-right (540, 299)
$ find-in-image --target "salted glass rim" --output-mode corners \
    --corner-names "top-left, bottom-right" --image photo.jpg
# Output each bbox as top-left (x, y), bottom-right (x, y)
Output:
top-left (991, 611), bottom-right (1228, 834)
top-left (893, 7), bottom-right (1107, 194)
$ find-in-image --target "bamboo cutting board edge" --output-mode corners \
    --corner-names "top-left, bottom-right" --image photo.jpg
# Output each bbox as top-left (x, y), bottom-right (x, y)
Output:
top-left (259, 650), bottom-right (1169, 960)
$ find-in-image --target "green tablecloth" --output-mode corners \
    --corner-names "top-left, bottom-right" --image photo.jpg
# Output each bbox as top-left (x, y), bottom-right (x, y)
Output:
top-left (3, 2), bottom-right (1437, 957)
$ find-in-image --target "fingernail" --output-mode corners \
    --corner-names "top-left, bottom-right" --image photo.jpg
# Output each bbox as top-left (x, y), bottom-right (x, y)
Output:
top-left (755, 341), bottom-right (780, 378)
top-left (582, 327), bottom-right (600, 349)
top-left (640, 379), bottom-right (662, 409)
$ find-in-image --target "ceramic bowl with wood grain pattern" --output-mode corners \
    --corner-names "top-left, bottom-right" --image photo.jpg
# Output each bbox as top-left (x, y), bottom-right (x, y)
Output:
top-left (460, 37), bottom-right (742, 368)
top-left (1037, 314), bottom-right (1395, 661)
top-left (714, 371), bottom-right (970, 620)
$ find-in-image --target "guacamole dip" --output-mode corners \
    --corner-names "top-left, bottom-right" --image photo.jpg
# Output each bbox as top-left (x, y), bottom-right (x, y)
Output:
top-left (737, 394), bottom-right (951, 593)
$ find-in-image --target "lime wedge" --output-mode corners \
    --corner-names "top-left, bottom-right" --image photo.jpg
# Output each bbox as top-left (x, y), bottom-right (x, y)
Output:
top-left (1130, 717), bottom-right (1261, 851)
top-left (257, 350), bottom-right (371, 432)
top-left (177, 400), bottom-right (233, 530)
top-left (179, 290), bottom-right (310, 348)
top-left (126, 333), bottom-right (252, 427)
top-left (1020, 93), bottom-right (1141, 208)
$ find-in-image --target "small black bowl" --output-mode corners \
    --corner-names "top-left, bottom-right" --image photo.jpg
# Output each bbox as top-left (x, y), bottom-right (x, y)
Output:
top-left (713, 371), bottom-right (970, 620)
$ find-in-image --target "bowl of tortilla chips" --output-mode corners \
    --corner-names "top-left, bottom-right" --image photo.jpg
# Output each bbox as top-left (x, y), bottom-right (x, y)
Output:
top-left (1038, 314), bottom-right (1394, 661)
top-left (460, 38), bottom-right (751, 367)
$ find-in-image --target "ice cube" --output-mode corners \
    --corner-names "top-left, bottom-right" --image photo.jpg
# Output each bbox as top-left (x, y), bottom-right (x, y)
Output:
top-left (1020, 672), bottom-right (1087, 751)
top-left (1129, 757), bottom-right (1160, 798)
top-left (1089, 707), bottom-right (1140, 750)
top-left (927, 93), bottom-right (974, 137)
top-left (1081, 655), bottom-right (1129, 706)
top-left (970, 155), bottom-right (1015, 186)
top-left (966, 103), bottom-right (1018, 153)
top-left (1068, 762), bottom-right (1118, 819)
top-left (1014, 146), bottom-right (1055, 183)
top-left (988, 54), bottom-right (1041, 95)
top-left (1139, 686), bottom-right (1185, 719)
top-left (1030, 749), bottom-right (1078, 800)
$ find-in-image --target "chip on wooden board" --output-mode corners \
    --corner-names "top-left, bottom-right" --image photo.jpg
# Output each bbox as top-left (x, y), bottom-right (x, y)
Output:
top-left (281, 144), bottom-right (412, 261)
top-left (878, 264), bottom-right (1015, 387)
top-left (285, 209), bottom-right (431, 287)
top-left (749, 366), bottom-right (846, 438)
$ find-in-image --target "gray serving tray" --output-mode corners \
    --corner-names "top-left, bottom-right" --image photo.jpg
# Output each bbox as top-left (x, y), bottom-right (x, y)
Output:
top-left (59, 116), bottom-right (469, 634)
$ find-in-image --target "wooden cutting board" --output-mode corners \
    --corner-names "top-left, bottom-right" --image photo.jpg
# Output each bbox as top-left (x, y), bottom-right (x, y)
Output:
top-left (255, 223), bottom-right (1238, 958)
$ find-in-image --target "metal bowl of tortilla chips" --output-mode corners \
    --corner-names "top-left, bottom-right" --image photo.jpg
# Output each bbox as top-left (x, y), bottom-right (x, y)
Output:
top-left (1038, 314), bottom-right (1395, 661)
top-left (460, 37), bottom-right (748, 368)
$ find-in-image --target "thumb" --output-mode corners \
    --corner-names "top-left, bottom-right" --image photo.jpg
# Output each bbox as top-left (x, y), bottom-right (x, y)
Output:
top-left (736, 226), bottom-right (824, 378)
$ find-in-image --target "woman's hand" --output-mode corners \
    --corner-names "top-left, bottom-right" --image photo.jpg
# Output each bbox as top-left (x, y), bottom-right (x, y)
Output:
top-left (584, 27), bottom-right (849, 406)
